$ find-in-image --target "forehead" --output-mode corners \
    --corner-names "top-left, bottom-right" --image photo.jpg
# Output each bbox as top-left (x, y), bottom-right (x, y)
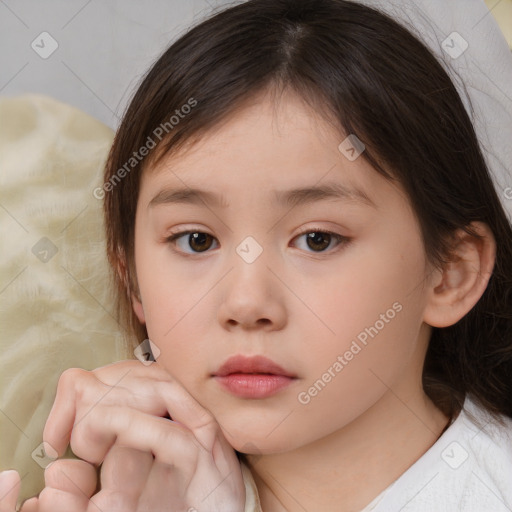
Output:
top-left (138, 91), bottom-right (401, 211)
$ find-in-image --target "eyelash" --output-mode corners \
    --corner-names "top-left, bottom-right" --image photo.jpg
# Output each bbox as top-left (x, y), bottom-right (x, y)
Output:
top-left (165, 227), bottom-right (351, 256)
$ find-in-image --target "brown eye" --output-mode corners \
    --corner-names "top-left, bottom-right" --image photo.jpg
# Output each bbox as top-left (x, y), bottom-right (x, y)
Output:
top-left (167, 231), bottom-right (218, 254)
top-left (305, 232), bottom-right (331, 252)
top-left (293, 229), bottom-right (349, 253)
top-left (187, 232), bottom-right (215, 252)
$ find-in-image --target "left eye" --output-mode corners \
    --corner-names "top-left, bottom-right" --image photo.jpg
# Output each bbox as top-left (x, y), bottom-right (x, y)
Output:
top-left (293, 229), bottom-right (348, 253)
top-left (166, 229), bottom-right (349, 254)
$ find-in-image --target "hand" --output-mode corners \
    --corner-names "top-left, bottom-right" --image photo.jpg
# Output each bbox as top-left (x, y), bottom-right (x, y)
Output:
top-left (41, 360), bottom-right (246, 511)
top-left (0, 460), bottom-right (97, 512)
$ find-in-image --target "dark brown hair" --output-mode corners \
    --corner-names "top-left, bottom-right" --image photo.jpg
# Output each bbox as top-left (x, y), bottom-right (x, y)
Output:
top-left (103, 0), bottom-right (512, 421)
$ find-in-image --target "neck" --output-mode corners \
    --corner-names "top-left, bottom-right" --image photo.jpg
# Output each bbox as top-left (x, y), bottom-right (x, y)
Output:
top-left (244, 390), bottom-right (450, 512)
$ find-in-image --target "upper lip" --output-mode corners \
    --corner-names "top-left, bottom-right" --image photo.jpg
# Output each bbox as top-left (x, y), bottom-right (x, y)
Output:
top-left (213, 355), bottom-right (297, 378)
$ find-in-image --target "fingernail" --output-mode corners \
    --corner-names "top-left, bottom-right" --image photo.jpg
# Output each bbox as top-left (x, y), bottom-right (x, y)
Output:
top-left (0, 470), bottom-right (19, 479)
top-left (43, 441), bottom-right (58, 459)
top-left (0, 470), bottom-right (20, 491)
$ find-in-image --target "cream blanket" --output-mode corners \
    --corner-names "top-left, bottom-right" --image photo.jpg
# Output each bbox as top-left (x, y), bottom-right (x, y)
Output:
top-left (0, 95), bottom-right (262, 512)
top-left (0, 94), bottom-right (130, 504)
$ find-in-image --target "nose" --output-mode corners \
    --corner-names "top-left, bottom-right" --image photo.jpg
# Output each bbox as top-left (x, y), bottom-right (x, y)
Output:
top-left (217, 242), bottom-right (287, 332)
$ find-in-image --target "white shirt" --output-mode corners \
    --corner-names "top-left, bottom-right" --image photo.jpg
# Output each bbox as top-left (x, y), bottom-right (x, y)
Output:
top-left (241, 397), bottom-right (512, 511)
top-left (360, 397), bottom-right (512, 511)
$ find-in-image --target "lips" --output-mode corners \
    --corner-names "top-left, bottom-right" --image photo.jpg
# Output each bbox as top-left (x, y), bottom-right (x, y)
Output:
top-left (213, 355), bottom-right (297, 378)
top-left (212, 355), bottom-right (298, 399)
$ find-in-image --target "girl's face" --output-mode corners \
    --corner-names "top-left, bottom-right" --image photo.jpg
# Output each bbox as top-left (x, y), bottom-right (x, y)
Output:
top-left (133, 90), bottom-right (438, 453)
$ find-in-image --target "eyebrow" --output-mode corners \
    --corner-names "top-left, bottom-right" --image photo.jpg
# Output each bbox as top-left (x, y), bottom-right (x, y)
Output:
top-left (148, 181), bottom-right (377, 210)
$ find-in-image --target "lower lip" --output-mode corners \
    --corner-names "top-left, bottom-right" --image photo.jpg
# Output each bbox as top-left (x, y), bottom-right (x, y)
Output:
top-left (214, 373), bottom-right (295, 398)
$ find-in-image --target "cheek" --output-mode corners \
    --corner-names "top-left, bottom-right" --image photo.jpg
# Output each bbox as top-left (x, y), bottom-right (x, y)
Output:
top-left (135, 243), bottom-right (190, 332)
top-left (278, 302), bottom-right (426, 450)
top-left (136, 268), bottom-right (212, 383)
top-left (133, 235), bottom-right (221, 382)
top-left (302, 237), bottom-right (425, 347)
top-left (288, 242), bottom-right (428, 422)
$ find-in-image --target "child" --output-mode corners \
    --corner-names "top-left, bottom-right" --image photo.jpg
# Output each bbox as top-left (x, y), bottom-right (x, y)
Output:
top-left (1, 0), bottom-right (511, 510)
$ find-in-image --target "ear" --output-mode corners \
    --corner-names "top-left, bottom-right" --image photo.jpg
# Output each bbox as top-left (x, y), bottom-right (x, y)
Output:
top-left (131, 292), bottom-right (146, 324)
top-left (132, 293), bottom-right (146, 324)
top-left (114, 248), bottom-right (146, 325)
top-left (423, 221), bottom-right (496, 328)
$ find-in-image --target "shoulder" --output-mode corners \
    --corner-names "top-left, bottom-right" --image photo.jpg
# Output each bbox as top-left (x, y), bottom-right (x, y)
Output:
top-left (457, 397), bottom-right (512, 497)
top-left (368, 396), bottom-right (512, 511)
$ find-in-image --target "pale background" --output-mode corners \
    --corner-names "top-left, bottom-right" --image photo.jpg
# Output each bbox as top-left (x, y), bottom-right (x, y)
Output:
top-left (0, 0), bottom-right (511, 506)
top-left (0, 0), bottom-right (510, 130)
top-left (0, 0), bottom-right (236, 129)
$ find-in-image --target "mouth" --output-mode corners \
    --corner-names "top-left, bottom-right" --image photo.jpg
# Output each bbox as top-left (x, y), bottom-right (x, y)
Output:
top-left (212, 355), bottom-right (298, 399)
top-left (212, 354), bottom-right (297, 378)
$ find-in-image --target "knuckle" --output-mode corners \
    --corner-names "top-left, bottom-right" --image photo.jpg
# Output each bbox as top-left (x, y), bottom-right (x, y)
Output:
top-left (43, 460), bottom-right (66, 481)
top-left (37, 486), bottom-right (60, 510)
top-left (69, 406), bottom-right (112, 462)
top-left (197, 407), bottom-right (217, 428)
top-left (195, 407), bottom-right (220, 438)
top-left (19, 497), bottom-right (38, 511)
top-left (154, 421), bottom-right (176, 448)
top-left (156, 423), bottom-right (197, 463)
top-left (155, 379), bottom-right (176, 396)
top-left (66, 369), bottom-right (113, 408)
top-left (74, 407), bottom-right (103, 440)
top-left (91, 489), bottom-right (134, 511)
top-left (58, 367), bottom-right (90, 392)
top-left (60, 367), bottom-right (89, 382)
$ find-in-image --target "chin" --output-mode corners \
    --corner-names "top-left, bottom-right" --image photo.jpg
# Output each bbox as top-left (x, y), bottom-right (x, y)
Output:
top-left (220, 423), bottom-right (303, 455)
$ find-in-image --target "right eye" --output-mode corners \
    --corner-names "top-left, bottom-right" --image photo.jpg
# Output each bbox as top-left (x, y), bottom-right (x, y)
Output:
top-left (166, 230), bottom-right (219, 254)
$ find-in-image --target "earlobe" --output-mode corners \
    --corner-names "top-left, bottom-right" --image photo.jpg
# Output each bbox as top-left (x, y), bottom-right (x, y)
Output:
top-left (132, 294), bottom-right (146, 324)
top-left (422, 222), bottom-right (496, 328)
top-left (114, 249), bottom-right (145, 324)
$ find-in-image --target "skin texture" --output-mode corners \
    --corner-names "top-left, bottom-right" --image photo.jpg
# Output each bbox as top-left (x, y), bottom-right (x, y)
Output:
top-left (130, 88), bottom-right (496, 511)
top-left (6, 362), bottom-right (246, 512)
top-left (0, 88), bottom-right (495, 512)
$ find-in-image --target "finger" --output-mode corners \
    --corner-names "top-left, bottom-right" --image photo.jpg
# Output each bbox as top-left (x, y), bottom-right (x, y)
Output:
top-left (44, 362), bottom-right (221, 460)
top-left (95, 362), bottom-right (221, 452)
top-left (43, 365), bottom-right (168, 457)
top-left (99, 445), bottom-right (153, 496)
top-left (137, 459), bottom-right (184, 511)
top-left (42, 368), bottom-right (89, 457)
top-left (93, 360), bottom-right (218, 437)
top-left (86, 489), bottom-right (136, 512)
top-left (44, 460), bottom-right (98, 498)
top-left (18, 497), bottom-right (38, 512)
top-left (0, 470), bottom-right (20, 512)
top-left (69, 405), bottom-right (198, 469)
top-left (91, 360), bottom-right (170, 383)
top-left (37, 487), bottom-right (89, 512)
